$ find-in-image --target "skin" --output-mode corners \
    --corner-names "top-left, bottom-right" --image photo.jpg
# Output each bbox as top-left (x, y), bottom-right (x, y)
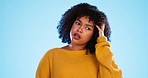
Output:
top-left (96, 24), bottom-right (105, 37)
top-left (62, 16), bottom-right (105, 51)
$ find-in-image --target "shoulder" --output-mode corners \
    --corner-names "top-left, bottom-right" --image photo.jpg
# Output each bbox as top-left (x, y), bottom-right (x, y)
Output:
top-left (43, 48), bottom-right (60, 57)
top-left (46, 48), bottom-right (60, 54)
top-left (47, 48), bottom-right (60, 52)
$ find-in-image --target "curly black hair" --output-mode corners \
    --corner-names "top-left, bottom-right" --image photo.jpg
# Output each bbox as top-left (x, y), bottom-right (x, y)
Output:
top-left (57, 3), bottom-right (111, 54)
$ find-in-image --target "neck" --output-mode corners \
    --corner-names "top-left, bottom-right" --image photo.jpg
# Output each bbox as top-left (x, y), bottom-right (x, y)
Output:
top-left (63, 43), bottom-right (86, 51)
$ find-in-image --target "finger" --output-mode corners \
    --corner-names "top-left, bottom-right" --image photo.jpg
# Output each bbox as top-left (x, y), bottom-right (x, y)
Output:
top-left (96, 25), bottom-right (104, 36)
top-left (95, 25), bottom-right (100, 29)
top-left (95, 25), bottom-right (102, 31)
top-left (100, 24), bottom-right (105, 31)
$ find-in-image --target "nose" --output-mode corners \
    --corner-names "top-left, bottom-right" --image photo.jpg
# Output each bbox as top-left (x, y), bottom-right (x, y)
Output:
top-left (77, 26), bottom-right (83, 33)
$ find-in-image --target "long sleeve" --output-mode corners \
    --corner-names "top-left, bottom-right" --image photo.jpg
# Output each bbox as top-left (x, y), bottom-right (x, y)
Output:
top-left (96, 36), bottom-right (122, 78)
top-left (36, 52), bottom-right (51, 78)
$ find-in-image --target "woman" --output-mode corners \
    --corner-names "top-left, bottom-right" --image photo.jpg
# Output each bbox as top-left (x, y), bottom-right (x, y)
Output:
top-left (36, 3), bottom-right (122, 78)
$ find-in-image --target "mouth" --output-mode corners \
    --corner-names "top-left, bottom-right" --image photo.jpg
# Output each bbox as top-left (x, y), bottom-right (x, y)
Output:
top-left (73, 33), bottom-right (81, 40)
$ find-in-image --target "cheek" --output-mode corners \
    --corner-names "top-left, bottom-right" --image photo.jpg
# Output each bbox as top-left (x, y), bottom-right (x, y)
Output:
top-left (70, 25), bottom-right (79, 34)
top-left (84, 32), bottom-right (94, 40)
top-left (71, 25), bottom-right (77, 32)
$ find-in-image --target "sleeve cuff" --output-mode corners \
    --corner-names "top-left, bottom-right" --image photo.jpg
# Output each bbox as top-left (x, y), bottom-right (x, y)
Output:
top-left (97, 36), bottom-right (107, 43)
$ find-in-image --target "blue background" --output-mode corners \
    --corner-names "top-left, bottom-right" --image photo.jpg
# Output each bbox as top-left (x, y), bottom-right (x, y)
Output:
top-left (1, 0), bottom-right (148, 78)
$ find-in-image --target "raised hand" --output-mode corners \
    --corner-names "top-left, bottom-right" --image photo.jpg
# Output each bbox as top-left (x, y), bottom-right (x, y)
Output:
top-left (96, 24), bottom-right (105, 37)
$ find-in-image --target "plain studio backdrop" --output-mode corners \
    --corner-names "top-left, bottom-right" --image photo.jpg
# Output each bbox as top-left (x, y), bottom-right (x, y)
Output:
top-left (1, 0), bottom-right (148, 78)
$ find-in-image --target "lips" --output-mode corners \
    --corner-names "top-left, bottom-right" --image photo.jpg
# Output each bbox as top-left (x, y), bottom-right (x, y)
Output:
top-left (73, 33), bottom-right (81, 40)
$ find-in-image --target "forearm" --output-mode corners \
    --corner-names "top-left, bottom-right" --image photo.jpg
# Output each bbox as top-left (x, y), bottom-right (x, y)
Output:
top-left (96, 36), bottom-right (122, 78)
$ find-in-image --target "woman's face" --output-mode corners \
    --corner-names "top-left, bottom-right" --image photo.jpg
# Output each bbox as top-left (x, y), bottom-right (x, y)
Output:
top-left (70, 16), bottom-right (94, 46)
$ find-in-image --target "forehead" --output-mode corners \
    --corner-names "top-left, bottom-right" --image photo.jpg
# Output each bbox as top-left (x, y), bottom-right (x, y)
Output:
top-left (76, 16), bottom-right (94, 24)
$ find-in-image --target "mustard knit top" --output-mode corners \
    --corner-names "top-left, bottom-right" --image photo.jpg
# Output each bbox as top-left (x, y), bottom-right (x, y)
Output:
top-left (36, 36), bottom-right (122, 78)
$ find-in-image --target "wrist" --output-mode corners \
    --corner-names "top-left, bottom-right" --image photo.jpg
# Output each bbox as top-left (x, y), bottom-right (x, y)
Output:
top-left (99, 32), bottom-right (104, 36)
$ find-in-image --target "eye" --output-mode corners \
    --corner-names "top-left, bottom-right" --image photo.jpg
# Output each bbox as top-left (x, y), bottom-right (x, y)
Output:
top-left (75, 21), bottom-right (81, 25)
top-left (85, 27), bottom-right (91, 30)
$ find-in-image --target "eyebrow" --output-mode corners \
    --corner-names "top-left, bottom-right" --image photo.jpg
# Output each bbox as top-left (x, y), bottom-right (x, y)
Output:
top-left (76, 19), bottom-right (94, 28)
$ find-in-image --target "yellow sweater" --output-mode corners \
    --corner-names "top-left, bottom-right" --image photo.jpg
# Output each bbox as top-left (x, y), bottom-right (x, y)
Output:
top-left (36, 36), bottom-right (122, 78)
